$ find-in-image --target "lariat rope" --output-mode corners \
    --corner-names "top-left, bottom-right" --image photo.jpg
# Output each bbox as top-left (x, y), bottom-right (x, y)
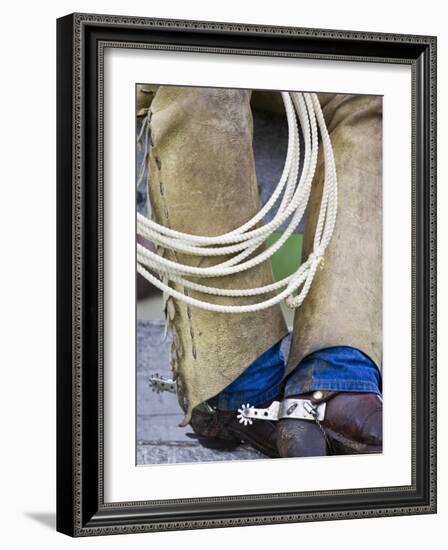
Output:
top-left (136, 92), bottom-right (337, 313)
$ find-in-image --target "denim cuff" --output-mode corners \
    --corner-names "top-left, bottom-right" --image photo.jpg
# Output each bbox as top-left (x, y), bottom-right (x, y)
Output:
top-left (212, 340), bottom-right (286, 411)
top-left (284, 346), bottom-right (382, 397)
top-left (213, 382), bottom-right (282, 412)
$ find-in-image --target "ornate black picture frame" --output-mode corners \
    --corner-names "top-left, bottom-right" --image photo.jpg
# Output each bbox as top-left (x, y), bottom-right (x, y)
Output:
top-left (56, 13), bottom-right (437, 536)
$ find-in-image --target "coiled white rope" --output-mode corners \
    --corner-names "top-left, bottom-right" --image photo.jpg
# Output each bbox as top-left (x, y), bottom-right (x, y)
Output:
top-left (136, 92), bottom-right (337, 313)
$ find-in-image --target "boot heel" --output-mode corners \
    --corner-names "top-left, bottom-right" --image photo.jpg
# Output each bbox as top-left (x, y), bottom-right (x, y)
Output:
top-left (189, 407), bottom-right (242, 451)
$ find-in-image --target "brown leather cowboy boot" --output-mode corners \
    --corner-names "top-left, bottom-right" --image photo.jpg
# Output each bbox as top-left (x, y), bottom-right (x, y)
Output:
top-left (277, 391), bottom-right (382, 456)
top-left (278, 93), bottom-right (383, 457)
top-left (188, 399), bottom-right (280, 458)
top-left (318, 391), bottom-right (382, 453)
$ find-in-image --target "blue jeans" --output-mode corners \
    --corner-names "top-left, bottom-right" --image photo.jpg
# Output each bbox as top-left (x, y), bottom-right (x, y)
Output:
top-left (212, 340), bottom-right (286, 411)
top-left (215, 337), bottom-right (382, 411)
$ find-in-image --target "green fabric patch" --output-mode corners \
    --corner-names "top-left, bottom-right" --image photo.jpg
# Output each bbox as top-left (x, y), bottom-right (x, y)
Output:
top-left (266, 232), bottom-right (303, 282)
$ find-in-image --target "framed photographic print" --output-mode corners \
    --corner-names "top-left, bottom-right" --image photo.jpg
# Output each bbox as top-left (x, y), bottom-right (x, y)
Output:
top-left (56, 13), bottom-right (437, 536)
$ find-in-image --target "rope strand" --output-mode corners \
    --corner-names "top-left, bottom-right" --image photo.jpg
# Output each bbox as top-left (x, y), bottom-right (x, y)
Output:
top-left (136, 92), bottom-right (337, 313)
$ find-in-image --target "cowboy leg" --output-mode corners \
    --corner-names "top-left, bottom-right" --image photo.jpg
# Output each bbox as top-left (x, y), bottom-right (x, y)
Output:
top-left (278, 94), bottom-right (383, 457)
top-left (146, 86), bottom-right (288, 431)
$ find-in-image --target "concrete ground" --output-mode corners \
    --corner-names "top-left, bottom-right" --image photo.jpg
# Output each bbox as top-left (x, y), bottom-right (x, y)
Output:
top-left (136, 320), bottom-right (267, 464)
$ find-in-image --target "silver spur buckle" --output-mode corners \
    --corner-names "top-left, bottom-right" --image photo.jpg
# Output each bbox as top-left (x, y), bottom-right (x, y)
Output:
top-left (237, 399), bottom-right (326, 426)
